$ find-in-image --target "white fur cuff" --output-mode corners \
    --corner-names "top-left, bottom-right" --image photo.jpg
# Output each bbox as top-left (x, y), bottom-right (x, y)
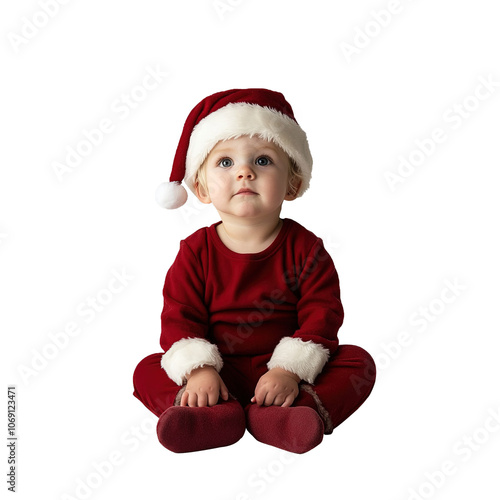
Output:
top-left (161, 338), bottom-right (223, 386)
top-left (267, 337), bottom-right (330, 384)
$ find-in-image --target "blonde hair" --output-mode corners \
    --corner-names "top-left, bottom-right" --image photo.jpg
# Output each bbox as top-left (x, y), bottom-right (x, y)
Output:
top-left (195, 155), bottom-right (303, 199)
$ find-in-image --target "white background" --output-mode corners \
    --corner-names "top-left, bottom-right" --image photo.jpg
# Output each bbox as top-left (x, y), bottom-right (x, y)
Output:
top-left (1, 0), bottom-right (499, 499)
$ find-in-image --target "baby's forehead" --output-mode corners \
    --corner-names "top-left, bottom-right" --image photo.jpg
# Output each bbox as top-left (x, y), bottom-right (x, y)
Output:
top-left (209, 135), bottom-right (284, 155)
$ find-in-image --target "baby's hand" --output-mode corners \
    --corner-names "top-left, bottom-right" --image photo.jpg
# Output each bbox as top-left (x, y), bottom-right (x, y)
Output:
top-left (251, 367), bottom-right (300, 407)
top-left (181, 366), bottom-right (229, 407)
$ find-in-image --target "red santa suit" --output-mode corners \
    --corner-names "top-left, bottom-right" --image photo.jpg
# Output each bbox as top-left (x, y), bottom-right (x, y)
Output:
top-left (133, 218), bottom-right (375, 439)
top-left (134, 87), bottom-right (376, 454)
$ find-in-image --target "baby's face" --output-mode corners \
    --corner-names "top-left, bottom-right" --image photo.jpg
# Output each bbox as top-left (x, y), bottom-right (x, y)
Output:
top-left (196, 136), bottom-right (293, 220)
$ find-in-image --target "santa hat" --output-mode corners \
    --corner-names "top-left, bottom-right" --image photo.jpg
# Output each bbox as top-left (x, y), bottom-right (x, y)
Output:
top-left (155, 88), bottom-right (313, 209)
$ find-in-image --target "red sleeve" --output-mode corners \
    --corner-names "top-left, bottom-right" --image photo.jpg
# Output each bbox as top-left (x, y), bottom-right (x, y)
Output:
top-left (293, 238), bottom-right (344, 354)
top-left (267, 237), bottom-right (344, 383)
top-left (159, 240), bottom-right (209, 352)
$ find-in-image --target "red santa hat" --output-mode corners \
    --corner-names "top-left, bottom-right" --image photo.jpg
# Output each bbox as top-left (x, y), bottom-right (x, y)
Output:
top-left (155, 88), bottom-right (313, 209)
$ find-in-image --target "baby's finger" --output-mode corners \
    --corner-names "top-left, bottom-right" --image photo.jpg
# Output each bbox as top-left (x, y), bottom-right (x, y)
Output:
top-left (207, 387), bottom-right (221, 407)
top-left (207, 393), bottom-right (218, 407)
top-left (254, 388), bottom-right (266, 406)
top-left (180, 390), bottom-right (189, 407)
top-left (219, 380), bottom-right (229, 401)
top-left (281, 394), bottom-right (295, 407)
top-left (263, 391), bottom-right (276, 407)
top-left (273, 394), bottom-right (286, 407)
top-left (197, 392), bottom-right (208, 407)
top-left (187, 391), bottom-right (198, 408)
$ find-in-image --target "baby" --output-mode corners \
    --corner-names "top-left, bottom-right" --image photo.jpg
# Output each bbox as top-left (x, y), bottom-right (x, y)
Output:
top-left (133, 88), bottom-right (376, 454)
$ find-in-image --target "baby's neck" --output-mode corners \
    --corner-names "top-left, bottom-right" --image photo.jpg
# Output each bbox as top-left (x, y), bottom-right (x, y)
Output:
top-left (216, 217), bottom-right (283, 254)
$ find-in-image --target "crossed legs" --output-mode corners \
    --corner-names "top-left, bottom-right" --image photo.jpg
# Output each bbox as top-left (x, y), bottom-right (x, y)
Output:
top-left (133, 345), bottom-right (376, 453)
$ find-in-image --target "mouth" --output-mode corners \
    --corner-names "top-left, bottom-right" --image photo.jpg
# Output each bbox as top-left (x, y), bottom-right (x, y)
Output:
top-left (235, 189), bottom-right (257, 196)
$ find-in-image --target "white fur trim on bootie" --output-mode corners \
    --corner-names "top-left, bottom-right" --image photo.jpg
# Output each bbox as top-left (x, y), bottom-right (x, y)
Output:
top-left (267, 337), bottom-right (330, 384)
top-left (155, 181), bottom-right (188, 209)
top-left (161, 337), bottom-right (223, 385)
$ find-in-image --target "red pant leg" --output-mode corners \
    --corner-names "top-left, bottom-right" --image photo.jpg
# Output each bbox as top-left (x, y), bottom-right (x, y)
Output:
top-left (133, 353), bottom-right (182, 417)
top-left (295, 344), bottom-right (376, 434)
top-left (134, 352), bottom-right (261, 416)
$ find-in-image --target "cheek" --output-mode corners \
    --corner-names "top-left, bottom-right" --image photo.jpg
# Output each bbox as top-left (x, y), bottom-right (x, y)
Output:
top-left (206, 173), bottom-right (227, 197)
top-left (268, 172), bottom-right (289, 196)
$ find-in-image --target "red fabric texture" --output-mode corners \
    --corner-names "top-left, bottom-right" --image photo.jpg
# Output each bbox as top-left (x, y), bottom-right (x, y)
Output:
top-left (133, 217), bottom-right (376, 452)
top-left (160, 218), bottom-right (343, 360)
top-left (157, 400), bottom-right (246, 453)
top-left (246, 405), bottom-right (324, 454)
top-left (133, 345), bottom-right (376, 452)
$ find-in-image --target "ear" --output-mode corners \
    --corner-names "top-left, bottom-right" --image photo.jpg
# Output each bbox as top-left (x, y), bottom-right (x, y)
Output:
top-left (194, 181), bottom-right (212, 204)
top-left (284, 177), bottom-right (302, 201)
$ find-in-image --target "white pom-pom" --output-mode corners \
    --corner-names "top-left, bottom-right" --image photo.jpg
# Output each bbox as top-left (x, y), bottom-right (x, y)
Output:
top-left (155, 182), bottom-right (188, 209)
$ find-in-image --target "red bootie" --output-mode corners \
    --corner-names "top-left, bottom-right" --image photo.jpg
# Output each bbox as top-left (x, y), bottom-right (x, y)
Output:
top-left (157, 399), bottom-right (246, 453)
top-left (246, 404), bottom-right (324, 454)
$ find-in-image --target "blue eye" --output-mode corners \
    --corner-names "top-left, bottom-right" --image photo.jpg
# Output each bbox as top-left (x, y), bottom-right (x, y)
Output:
top-left (218, 158), bottom-right (233, 168)
top-left (256, 156), bottom-right (271, 166)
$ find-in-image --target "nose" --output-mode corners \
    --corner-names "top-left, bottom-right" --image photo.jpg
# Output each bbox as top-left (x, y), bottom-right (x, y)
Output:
top-left (236, 163), bottom-right (255, 180)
